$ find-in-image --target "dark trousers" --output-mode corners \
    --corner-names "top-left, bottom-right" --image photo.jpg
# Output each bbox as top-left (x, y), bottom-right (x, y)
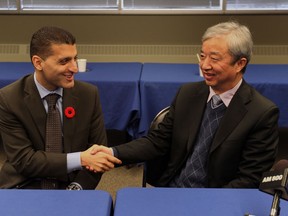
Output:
top-left (15, 179), bottom-right (69, 189)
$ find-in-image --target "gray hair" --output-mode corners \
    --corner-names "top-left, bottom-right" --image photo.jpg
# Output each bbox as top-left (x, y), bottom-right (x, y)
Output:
top-left (202, 21), bottom-right (253, 72)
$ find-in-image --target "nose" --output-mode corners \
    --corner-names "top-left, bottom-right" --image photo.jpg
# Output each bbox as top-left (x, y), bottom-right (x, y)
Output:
top-left (200, 57), bottom-right (212, 71)
top-left (70, 59), bottom-right (78, 73)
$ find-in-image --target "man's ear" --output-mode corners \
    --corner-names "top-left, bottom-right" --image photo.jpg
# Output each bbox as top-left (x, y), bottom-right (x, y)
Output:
top-left (236, 57), bottom-right (248, 73)
top-left (31, 55), bottom-right (43, 71)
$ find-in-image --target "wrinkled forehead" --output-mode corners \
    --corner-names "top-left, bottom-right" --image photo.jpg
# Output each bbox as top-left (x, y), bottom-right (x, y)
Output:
top-left (201, 37), bottom-right (230, 55)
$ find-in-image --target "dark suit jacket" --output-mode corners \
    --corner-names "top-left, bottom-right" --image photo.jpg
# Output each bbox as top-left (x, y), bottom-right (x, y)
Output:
top-left (0, 74), bottom-right (107, 189)
top-left (115, 80), bottom-right (279, 188)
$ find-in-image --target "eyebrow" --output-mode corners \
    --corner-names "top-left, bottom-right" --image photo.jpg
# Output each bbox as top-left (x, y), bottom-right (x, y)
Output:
top-left (210, 51), bottom-right (221, 55)
top-left (58, 56), bottom-right (73, 63)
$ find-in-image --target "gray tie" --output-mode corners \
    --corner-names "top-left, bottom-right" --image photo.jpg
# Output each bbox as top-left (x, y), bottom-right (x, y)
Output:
top-left (41, 93), bottom-right (62, 189)
top-left (211, 94), bottom-right (223, 109)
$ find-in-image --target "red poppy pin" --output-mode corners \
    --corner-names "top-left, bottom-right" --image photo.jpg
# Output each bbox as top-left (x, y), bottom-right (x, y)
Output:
top-left (64, 107), bottom-right (76, 119)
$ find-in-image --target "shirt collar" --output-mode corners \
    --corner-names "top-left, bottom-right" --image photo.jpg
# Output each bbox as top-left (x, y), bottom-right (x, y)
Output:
top-left (34, 73), bottom-right (63, 99)
top-left (207, 79), bottom-right (243, 107)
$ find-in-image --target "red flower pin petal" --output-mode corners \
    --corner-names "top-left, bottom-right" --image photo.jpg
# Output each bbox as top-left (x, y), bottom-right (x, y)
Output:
top-left (64, 107), bottom-right (76, 119)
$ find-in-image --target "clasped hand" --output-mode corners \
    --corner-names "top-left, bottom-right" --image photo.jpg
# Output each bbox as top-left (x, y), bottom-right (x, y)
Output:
top-left (81, 145), bottom-right (121, 173)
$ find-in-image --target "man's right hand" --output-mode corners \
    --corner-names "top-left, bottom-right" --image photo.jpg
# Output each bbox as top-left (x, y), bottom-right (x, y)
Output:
top-left (80, 145), bottom-right (121, 173)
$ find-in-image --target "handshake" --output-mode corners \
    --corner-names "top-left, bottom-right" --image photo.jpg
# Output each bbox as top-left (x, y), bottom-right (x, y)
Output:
top-left (80, 145), bottom-right (121, 173)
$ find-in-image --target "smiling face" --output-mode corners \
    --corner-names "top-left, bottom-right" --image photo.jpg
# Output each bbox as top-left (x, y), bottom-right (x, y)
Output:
top-left (200, 36), bottom-right (247, 94)
top-left (32, 44), bottom-right (78, 91)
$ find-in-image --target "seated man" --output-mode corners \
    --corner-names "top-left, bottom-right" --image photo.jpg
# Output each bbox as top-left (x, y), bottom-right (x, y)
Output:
top-left (93, 21), bottom-right (279, 188)
top-left (0, 26), bottom-right (121, 189)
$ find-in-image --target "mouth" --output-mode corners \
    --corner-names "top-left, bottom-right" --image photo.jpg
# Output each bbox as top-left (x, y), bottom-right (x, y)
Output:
top-left (203, 72), bottom-right (216, 80)
top-left (64, 72), bottom-right (74, 81)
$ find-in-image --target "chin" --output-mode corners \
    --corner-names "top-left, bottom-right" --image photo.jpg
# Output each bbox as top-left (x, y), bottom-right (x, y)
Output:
top-left (204, 79), bottom-right (214, 86)
top-left (63, 81), bottom-right (75, 89)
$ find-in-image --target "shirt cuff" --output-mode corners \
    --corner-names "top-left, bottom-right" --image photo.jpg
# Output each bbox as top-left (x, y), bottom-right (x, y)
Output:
top-left (67, 152), bottom-right (82, 173)
top-left (111, 147), bottom-right (118, 157)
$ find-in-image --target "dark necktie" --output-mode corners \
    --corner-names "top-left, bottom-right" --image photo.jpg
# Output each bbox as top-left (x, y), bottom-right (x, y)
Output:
top-left (41, 93), bottom-right (62, 189)
top-left (170, 94), bottom-right (226, 187)
top-left (45, 93), bottom-right (62, 153)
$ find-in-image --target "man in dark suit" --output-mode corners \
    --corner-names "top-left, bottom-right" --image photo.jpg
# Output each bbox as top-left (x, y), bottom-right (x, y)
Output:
top-left (93, 21), bottom-right (279, 188)
top-left (0, 26), bottom-right (121, 189)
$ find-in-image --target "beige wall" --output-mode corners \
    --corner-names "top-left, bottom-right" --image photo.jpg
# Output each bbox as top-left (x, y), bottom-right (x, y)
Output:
top-left (0, 14), bottom-right (287, 63)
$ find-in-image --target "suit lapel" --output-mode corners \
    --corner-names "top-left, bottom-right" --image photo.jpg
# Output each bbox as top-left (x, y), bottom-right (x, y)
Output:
top-left (62, 88), bottom-right (78, 153)
top-left (24, 75), bottom-right (47, 145)
top-left (210, 81), bottom-right (251, 152)
top-left (186, 84), bottom-right (209, 152)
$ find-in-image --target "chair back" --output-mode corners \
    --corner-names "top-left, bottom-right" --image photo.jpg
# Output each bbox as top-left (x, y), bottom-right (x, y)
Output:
top-left (149, 106), bottom-right (170, 131)
top-left (0, 134), bottom-right (6, 169)
top-left (273, 127), bottom-right (288, 169)
top-left (143, 106), bottom-right (170, 187)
